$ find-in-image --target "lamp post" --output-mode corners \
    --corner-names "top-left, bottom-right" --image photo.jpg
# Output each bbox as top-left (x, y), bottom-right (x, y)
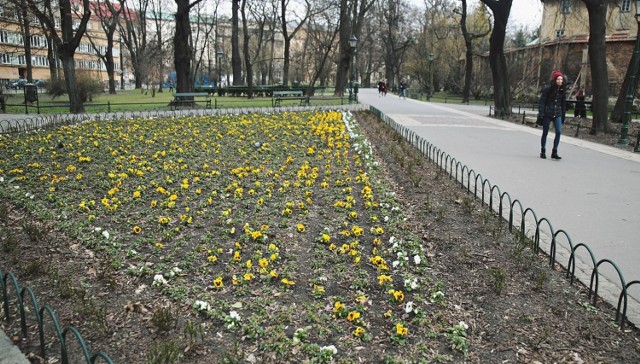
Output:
top-left (619, 0), bottom-right (640, 145)
top-left (348, 35), bottom-right (358, 104)
top-left (216, 49), bottom-right (223, 96)
top-left (428, 52), bottom-right (434, 100)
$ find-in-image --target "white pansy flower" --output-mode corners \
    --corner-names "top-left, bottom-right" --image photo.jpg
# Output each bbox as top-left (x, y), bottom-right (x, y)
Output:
top-left (392, 260), bottom-right (400, 268)
top-left (414, 255), bottom-right (422, 265)
top-left (459, 321), bottom-right (468, 330)
top-left (102, 230), bottom-right (110, 239)
top-left (404, 301), bottom-right (415, 313)
top-left (320, 345), bottom-right (338, 355)
top-left (152, 274), bottom-right (168, 286)
top-left (193, 300), bottom-right (211, 311)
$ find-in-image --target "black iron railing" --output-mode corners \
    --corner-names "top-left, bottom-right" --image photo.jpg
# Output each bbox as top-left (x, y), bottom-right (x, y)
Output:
top-left (370, 106), bottom-right (640, 330)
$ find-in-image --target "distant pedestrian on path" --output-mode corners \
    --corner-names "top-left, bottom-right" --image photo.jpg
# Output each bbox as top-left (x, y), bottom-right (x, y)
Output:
top-left (538, 70), bottom-right (566, 160)
top-left (378, 79), bottom-right (387, 96)
top-left (399, 79), bottom-right (407, 99)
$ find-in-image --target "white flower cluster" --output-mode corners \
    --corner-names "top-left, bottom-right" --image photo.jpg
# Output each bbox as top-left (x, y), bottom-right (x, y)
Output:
top-left (193, 300), bottom-right (211, 312)
top-left (226, 310), bottom-right (241, 329)
top-left (152, 274), bottom-right (168, 286)
top-left (320, 345), bottom-right (338, 355)
top-left (404, 277), bottom-right (420, 291)
top-left (94, 227), bottom-right (110, 240)
top-left (165, 266), bottom-right (182, 278)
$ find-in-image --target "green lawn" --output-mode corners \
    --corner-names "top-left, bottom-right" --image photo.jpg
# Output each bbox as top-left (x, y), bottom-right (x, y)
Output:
top-left (1, 88), bottom-right (347, 114)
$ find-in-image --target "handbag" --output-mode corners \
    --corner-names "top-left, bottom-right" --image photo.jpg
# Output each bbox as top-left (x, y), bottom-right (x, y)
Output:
top-left (536, 115), bottom-right (543, 126)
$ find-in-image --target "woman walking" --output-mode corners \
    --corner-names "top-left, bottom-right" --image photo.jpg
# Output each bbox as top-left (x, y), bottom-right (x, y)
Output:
top-left (538, 70), bottom-right (566, 160)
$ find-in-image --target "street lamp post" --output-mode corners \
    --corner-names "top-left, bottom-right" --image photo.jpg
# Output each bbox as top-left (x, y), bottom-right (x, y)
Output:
top-left (428, 52), bottom-right (434, 101)
top-left (348, 35), bottom-right (358, 104)
top-left (216, 49), bottom-right (223, 96)
top-left (619, 0), bottom-right (640, 145)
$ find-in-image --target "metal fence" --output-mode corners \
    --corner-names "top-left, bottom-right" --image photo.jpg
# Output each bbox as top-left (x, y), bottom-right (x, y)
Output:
top-left (370, 106), bottom-right (640, 330)
top-left (1, 269), bottom-right (114, 363)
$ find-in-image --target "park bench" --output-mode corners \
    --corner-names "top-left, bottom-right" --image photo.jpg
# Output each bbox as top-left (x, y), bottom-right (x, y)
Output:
top-left (170, 92), bottom-right (211, 110)
top-left (272, 90), bottom-right (309, 107)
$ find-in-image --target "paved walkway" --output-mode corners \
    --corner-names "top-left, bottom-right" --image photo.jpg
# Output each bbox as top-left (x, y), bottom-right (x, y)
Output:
top-left (360, 89), bottom-right (640, 326)
top-left (0, 329), bottom-right (29, 364)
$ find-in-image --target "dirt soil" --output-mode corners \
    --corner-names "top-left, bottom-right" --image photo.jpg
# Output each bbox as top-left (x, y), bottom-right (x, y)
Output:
top-left (0, 110), bottom-right (639, 363)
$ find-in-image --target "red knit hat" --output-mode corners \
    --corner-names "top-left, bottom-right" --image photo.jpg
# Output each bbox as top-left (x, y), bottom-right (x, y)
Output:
top-left (551, 70), bottom-right (563, 80)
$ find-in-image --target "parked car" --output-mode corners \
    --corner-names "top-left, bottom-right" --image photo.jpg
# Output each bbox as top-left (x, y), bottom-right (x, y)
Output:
top-left (6, 79), bottom-right (27, 90)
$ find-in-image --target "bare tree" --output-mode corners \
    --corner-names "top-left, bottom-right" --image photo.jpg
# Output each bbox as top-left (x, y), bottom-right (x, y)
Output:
top-left (480, 0), bottom-right (512, 117)
top-left (85, 0), bottom-right (122, 94)
top-left (120, 0), bottom-right (150, 89)
top-left (173, 0), bottom-right (205, 92)
top-left (231, 0), bottom-right (242, 84)
top-left (378, 0), bottom-right (412, 90)
top-left (335, 0), bottom-right (374, 96)
top-left (280, 0), bottom-right (314, 86)
top-left (24, 0), bottom-right (92, 113)
top-left (457, 0), bottom-right (491, 103)
top-left (191, 3), bottom-right (217, 88)
top-left (149, 0), bottom-right (174, 92)
top-left (305, 9), bottom-right (340, 91)
top-left (582, 0), bottom-right (610, 134)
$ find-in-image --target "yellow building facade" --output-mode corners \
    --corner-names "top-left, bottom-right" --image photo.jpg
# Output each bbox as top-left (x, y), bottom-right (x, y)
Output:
top-left (0, 1), bottom-right (121, 89)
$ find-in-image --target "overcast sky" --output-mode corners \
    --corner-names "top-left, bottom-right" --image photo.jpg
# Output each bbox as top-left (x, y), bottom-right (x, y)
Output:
top-left (508, 0), bottom-right (544, 29)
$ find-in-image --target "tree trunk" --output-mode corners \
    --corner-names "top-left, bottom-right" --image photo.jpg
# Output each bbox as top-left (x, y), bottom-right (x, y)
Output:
top-left (106, 51), bottom-right (117, 94)
top-left (610, 27), bottom-right (640, 124)
top-left (21, 0), bottom-right (33, 82)
top-left (335, 0), bottom-right (350, 96)
top-left (174, 0), bottom-right (193, 93)
top-left (231, 0), bottom-right (242, 85)
top-left (460, 0), bottom-right (472, 104)
top-left (583, 0), bottom-right (610, 134)
top-left (241, 0), bottom-right (253, 97)
top-left (481, 0), bottom-right (512, 117)
top-left (60, 54), bottom-right (85, 113)
top-left (47, 37), bottom-right (59, 82)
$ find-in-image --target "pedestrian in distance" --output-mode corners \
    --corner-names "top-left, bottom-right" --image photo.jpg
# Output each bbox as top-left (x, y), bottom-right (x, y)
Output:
top-left (399, 79), bottom-right (407, 99)
top-left (378, 79), bottom-right (387, 97)
top-left (574, 89), bottom-right (587, 119)
top-left (538, 70), bottom-right (566, 160)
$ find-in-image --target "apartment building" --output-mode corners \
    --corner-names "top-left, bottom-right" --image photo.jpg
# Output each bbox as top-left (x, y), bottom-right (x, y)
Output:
top-left (0, 0), bottom-right (122, 89)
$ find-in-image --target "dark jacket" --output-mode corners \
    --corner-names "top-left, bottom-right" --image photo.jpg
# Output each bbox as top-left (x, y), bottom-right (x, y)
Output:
top-left (539, 85), bottom-right (566, 122)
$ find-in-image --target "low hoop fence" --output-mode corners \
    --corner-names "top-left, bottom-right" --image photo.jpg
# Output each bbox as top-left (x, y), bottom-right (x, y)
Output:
top-left (0, 103), bottom-right (368, 135)
top-left (370, 106), bottom-right (640, 330)
top-left (1, 269), bottom-right (113, 363)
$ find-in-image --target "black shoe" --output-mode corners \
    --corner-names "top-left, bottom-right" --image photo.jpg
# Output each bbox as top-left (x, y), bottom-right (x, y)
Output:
top-left (540, 153), bottom-right (546, 159)
top-left (551, 150), bottom-right (561, 160)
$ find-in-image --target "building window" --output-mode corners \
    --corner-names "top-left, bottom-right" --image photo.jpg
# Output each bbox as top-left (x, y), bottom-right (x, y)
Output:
top-left (0, 31), bottom-right (7, 44)
top-left (561, 0), bottom-right (571, 14)
top-left (556, 29), bottom-right (565, 38)
top-left (0, 54), bottom-right (11, 64)
top-left (622, 0), bottom-right (631, 12)
top-left (32, 56), bottom-right (49, 67)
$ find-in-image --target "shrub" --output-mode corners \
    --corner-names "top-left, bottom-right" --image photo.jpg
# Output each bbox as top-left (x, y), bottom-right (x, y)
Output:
top-left (45, 71), bottom-right (105, 102)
